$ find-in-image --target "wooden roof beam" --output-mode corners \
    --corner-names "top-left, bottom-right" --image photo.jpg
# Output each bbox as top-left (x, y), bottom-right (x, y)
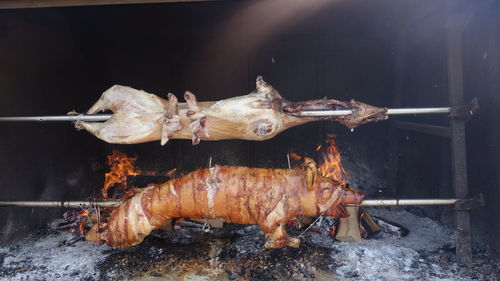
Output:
top-left (0, 0), bottom-right (218, 10)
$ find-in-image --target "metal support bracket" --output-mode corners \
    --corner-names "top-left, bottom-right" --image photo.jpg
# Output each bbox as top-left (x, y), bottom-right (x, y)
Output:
top-left (449, 97), bottom-right (480, 119)
top-left (454, 193), bottom-right (484, 211)
top-left (394, 121), bottom-right (451, 137)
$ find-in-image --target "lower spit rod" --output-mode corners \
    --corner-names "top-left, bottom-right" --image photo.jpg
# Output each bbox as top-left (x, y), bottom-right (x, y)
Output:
top-left (0, 107), bottom-right (451, 122)
top-left (0, 199), bottom-right (459, 208)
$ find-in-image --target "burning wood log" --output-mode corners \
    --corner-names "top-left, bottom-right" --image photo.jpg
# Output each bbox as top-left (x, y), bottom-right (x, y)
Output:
top-left (85, 158), bottom-right (365, 249)
top-left (75, 77), bottom-right (387, 145)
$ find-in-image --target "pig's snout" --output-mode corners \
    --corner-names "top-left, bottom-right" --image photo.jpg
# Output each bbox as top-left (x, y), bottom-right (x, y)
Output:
top-left (343, 189), bottom-right (365, 205)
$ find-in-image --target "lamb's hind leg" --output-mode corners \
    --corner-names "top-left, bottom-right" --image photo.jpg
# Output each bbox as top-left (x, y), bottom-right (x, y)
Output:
top-left (86, 93), bottom-right (111, 114)
top-left (74, 120), bottom-right (104, 136)
top-left (87, 99), bottom-right (108, 114)
top-left (86, 85), bottom-right (120, 114)
top-left (71, 87), bottom-right (114, 132)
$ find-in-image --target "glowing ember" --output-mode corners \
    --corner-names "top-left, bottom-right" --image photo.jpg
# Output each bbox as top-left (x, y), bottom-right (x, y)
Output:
top-left (318, 134), bottom-right (349, 184)
top-left (79, 209), bottom-right (90, 217)
top-left (102, 150), bottom-right (141, 199)
top-left (289, 153), bottom-right (303, 162)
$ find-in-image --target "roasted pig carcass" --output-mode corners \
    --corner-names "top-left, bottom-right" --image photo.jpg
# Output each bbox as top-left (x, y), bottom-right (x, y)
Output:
top-left (85, 159), bottom-right (364, 249)
top-left (75, 77), bottom-right (387, 145)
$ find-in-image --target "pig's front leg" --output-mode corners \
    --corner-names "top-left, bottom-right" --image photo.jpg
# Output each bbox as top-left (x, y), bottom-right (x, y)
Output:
top-left (261, 222), bottom-right (300, 249)
top-left (258, 200), bottom-right (300, 249)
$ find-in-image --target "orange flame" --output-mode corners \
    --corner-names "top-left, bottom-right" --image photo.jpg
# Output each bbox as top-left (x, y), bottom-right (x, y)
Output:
top-left (318, 134), bottom-right (349, 184)
top-left (102, 150), bottom-right (141, 199)
top-left (290, 135), bottom-right (349, 183)
top-left (78, 209), bottom-right (89, 217)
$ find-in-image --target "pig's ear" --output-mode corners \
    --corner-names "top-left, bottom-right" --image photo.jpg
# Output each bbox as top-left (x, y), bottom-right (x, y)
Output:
top-left (302, 157), bottom-right (318, 190)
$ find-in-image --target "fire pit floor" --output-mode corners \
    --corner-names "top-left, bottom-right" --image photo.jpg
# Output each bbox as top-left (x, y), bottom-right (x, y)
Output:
top-left (0, 209), bottom-right (498, 281)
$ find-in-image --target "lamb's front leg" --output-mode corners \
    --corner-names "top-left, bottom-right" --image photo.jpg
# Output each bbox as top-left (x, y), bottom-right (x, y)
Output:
top-left (161, 93), bottom-right (182, 146)
top-left (184, 91), bottom-right (209, 145)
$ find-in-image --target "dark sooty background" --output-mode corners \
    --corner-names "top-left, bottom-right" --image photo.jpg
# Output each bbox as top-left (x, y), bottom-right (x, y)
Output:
top-left (0, 0), bottom-right (498, 256)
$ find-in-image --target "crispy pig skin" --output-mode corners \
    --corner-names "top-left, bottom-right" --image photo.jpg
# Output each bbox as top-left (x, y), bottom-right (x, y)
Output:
top-left (75, 77), bottom-right (387, 145)
top-left (86, 164), bottom-right (364, 249)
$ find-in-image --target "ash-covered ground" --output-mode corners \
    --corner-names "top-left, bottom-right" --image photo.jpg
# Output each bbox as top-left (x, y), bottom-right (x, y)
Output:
top-left (0, 208), bottom-right (498, 281)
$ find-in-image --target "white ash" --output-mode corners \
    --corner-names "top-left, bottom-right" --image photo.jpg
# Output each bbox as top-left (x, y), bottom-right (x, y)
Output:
top-left (0, 230), bottom-right (110, 281)
top-left (300, 208), bottom-right (498, 281)
top-left (231, 225), bottom-right (266, 255)
top-left (365, 208), bottom-right (454, 252)
top-left (0, 211), bottom-right (497, 281)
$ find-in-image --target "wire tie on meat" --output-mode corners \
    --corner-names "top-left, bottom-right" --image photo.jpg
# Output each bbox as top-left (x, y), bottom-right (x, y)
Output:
top-left (317, 216), bottom-right (324, 227)
top-left (94, 199), bottom-right (101, 226)
top-left (297, 185), bottom-right (341, 238)
top-left (76, 114), bottom-right (83, 124)
top-left (202, 218), bottom-right (210, 233)
top-left (297, 207), bottom-right (329, 238)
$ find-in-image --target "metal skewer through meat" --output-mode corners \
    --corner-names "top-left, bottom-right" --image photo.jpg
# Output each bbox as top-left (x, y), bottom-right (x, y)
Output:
top-left (84, 158), bottom-right (365, 249)
top-left (0, 107), bottom-right (451, 122)
top-left (72, 76), bottom-right (388, 145)
top-left (0, 198), bottom-right (463, 208)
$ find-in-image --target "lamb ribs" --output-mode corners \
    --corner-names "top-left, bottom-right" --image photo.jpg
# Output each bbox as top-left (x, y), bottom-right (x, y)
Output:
top-left (76, 77), bottom-right (387, 145)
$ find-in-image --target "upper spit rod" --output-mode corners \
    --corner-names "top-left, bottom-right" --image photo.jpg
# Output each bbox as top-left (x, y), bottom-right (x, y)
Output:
top-left (299, 107), bottom-right (451, 117)
top-left (0, 199), bottom-right (459, 208)
top-left (0, 107), bottom-right (451, 122)
top-left (0, 114), bottom-right (112, 122)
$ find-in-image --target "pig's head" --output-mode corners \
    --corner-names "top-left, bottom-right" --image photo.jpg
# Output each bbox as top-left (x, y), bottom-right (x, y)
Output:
top-left (315, 176), bottom-right (364, 218)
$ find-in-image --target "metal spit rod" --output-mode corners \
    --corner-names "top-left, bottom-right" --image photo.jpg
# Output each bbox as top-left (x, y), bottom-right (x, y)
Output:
top-left (0, 114), bottom-right (113, 122)
top-left (0, 107), bottom-right (451, 122)
top-left (0, 201), bottom-right (123, 208)
top-left (299, 107), bottom-right (451, 117)
top-left (360, 198), bottom-right (458, 206)
top-left (0, 199), bottom-right (459, 208)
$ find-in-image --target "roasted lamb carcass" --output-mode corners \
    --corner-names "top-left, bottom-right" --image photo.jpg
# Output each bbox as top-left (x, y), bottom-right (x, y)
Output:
top-left (75, 77), bottom-right (387, 145)
top-left (85, 159), bottom-right (364, 249)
